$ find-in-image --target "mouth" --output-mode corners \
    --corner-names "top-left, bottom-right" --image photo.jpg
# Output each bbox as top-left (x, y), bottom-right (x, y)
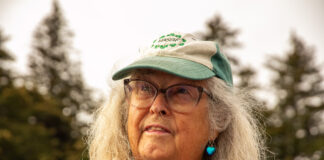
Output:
top-left (144, 125), bottom-right (171, 134)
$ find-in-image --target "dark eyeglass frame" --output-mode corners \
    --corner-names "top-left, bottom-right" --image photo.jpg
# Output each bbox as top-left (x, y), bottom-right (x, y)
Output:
top-left (123, 78), bottom-right (214, 109)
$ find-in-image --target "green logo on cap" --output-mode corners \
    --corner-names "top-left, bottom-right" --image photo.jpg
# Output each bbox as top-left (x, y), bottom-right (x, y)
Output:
top-left (151, 33), bottom-right (187, 49)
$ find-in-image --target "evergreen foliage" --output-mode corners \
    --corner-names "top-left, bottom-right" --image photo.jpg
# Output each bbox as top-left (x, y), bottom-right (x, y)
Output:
top-left (0, 1), bottom-right (95, 159)
top-left (0, 29), bottom-right (14, 90)
top-left (265, 33), bottom-right (324, 160)
top-left (28, 0), bottom-right (95, 134)
top-left (28, 0), bottom-right (95, 117)
top-left (0, 87), bottom-right (86, 160)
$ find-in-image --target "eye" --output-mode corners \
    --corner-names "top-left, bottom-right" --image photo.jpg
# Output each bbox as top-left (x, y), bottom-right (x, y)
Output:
top-left (167, 85), bottom-right (199, 105)
top-left (140, 83), bottom-right (152, 92)
top-left (175, 87), bottom-right (189, 94)
top-left (134, 81), bottom-right (155, 96)
top-left (140, 84), bottom-right (151, 91)
top-left (170, 86), bottom-right (196, 98)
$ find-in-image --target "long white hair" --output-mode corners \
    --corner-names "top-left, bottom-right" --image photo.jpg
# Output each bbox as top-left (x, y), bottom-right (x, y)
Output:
top-left (87, 76), bottom-right (266, 160)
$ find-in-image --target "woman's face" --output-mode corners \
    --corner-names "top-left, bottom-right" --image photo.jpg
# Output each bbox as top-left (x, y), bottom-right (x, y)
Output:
top-left (127, 70), bottom-right (218, 160)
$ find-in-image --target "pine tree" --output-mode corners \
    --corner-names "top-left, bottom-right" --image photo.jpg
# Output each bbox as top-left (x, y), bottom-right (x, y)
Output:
top-left (198, 15), bottom-right (259, 90)
top-left (0, 87), bottom-right (79, 160)
top-left (0, 28), bottom-right (87, 159)
top-left (28, 0), bottom-right (95, 158)
top-left (28, 0), bottom-right (95, 122)
top-left (265, 32), bottom-right (324, 159)
top-left (0, 29), bottom-right (14, 90)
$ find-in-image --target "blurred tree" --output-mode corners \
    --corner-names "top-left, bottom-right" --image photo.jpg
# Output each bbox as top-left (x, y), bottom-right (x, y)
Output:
top-left (27, 0), bottom-right (95, 159)
top-left (0, 27), bottom-right (87, 160)
top-left (28, 0), bottom-right (95, 130)
top-left (265, 32), bottom-right (324, 160)
top-left (0, 29), bottom-right (14, 90)
top-left (198, 15), bottom-right (259, 90)
top-left (0, 27), bottom-right (86, 159)
top-left (0, 87), bottom-right (86, 160)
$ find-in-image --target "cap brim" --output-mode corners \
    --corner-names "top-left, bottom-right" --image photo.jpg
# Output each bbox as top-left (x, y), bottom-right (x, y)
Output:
top-left (112, 56), bottom-right (215, 80)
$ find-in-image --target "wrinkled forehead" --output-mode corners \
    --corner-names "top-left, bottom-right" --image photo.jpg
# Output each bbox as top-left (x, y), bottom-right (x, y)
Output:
top-left (131, 69), bottom-right (206, 87)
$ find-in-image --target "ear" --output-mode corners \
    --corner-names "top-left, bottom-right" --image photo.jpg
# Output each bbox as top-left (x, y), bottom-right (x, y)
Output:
top-left (209, 128), bottom-right (219, 140)
top-left (212, 130), bottom-right (219, 140)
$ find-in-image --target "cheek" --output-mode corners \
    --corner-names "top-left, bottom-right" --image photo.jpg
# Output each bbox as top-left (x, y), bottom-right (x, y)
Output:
top-left (174, 107), bottom-right (210, 154)
top-left (176, 115), bottom-right (210, 141)
top-left (127, 107), bottom-right (146, 154)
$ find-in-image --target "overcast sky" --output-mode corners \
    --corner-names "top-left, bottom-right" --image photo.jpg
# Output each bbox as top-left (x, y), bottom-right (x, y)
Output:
top-left (0, 0), bottom-right (323, 102)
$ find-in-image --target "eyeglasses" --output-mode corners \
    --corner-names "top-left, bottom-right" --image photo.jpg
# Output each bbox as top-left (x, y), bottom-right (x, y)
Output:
top-left (124, 79), bottom-right (212, 113)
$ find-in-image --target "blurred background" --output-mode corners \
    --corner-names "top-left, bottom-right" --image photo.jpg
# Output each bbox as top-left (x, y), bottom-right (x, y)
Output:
top-left (0, 0), bottom-right (323, 159)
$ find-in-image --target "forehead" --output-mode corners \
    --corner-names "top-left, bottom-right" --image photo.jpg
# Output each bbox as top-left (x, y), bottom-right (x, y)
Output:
top-left (131, 69), bottom-right (206, 87)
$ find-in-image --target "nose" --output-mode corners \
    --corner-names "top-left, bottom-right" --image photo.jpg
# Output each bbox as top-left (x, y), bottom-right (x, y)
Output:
top-left (149, 93), bottom-right (170, 116)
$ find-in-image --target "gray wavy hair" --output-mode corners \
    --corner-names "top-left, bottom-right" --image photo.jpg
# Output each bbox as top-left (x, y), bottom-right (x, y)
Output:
top-left (87, 75), bottom-right (266, 160)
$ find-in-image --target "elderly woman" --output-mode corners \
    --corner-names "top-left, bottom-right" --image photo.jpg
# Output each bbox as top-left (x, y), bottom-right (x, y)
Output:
top-left (88, 32), bottom-right (266, 160)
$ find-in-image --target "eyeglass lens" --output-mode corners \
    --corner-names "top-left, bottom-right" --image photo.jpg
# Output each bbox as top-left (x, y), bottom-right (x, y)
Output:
top-left (125, 80), bottom-right (201, 112)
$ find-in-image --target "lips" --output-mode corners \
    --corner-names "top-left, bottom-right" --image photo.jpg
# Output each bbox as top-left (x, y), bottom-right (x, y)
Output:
top-left (144, 125), bottom-right (171, 133)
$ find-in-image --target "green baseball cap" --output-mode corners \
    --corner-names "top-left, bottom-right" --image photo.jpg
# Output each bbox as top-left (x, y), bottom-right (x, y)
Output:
top-left (112, 32), bottom-right (233, 86)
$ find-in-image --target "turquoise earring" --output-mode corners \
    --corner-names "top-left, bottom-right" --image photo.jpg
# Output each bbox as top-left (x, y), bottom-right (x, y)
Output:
top-left (206, 141), bottom-right (216, 156)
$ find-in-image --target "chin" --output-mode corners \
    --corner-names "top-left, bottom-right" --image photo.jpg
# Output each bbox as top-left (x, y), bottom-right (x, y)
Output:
top-left (141, 152), bottom-right (174, 160)
top-left (138, 144), bottom-right (175, 160)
